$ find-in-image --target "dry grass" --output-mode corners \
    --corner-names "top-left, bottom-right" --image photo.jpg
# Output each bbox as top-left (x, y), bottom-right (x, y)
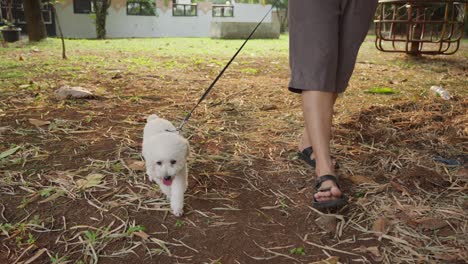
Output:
top-left (0, 36), bottom-right (467, 263)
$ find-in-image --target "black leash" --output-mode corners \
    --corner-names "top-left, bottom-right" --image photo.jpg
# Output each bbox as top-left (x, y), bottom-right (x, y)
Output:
top-left (177, 4), bottom-right (275, 131)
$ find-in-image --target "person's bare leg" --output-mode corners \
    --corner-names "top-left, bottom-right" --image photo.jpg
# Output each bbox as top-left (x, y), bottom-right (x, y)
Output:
top-left (298, 94), bottom-right (338, 161)
top-left (301, 91), bottom-right (341, 202)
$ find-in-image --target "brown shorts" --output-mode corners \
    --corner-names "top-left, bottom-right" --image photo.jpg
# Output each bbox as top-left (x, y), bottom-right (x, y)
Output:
top-left (288, 0), bottom-right (378, 93)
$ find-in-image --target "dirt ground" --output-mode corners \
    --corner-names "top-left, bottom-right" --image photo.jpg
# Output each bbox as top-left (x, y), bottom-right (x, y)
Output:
top-left (0, 37), bottom-right (467, 264)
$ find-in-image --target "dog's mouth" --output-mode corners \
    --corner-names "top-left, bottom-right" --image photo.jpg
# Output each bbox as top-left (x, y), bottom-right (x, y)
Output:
top-left (163, 176), bottom-right (173, 186)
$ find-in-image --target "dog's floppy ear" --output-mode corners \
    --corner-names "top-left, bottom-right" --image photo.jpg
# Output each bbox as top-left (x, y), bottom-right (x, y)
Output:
top-left (147, 114), bottom-right (159, 122)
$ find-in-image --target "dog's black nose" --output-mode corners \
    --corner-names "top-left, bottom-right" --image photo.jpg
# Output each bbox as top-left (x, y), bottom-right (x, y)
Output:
top-left (163, 176), bottom-right (172, 181)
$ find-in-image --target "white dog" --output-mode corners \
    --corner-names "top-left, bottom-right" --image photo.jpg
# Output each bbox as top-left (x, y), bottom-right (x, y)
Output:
top-left (142, 114), bottom-right (189, 216)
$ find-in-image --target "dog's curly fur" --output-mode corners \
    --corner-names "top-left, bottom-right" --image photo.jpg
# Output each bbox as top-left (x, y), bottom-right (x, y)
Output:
top-left (142, 114), bottom-right (189, 216)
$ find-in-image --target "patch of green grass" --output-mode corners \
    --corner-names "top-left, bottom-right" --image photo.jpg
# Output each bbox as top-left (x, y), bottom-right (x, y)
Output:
top-left (2, 35), bottom-right (290, 59)
top-left (290, 247), bottom-right (305, 256)
top-left (39, 187), bottom-right (55, 197)
top-left (31, 215), bottom-right (41, 225)
top-left (0, 145), bottom-right (21, 160)
top-left (240, 68), bottom-right (259, 74)
top-left (84, 230), bottom-right (98, 244)
top-left (279, 199), bottom-right (287, 209)
top-left (355, 190), bottom-right (366, 198)
top-left (27, 233), bottom-right (36, 244)
top-left (128, 56), bottom-right (156, 67)
top-left (175, 219), bottom-right (184, 227)
top-left (0, 223), bottom-right (13, 235)
top-left (50, 253), bottom-right (68, 264)
top-left (192, 58), bottom-right (205, 66)
top-left (54, 65), bottom-right (83, 72)
top-left (0, 70), bottom-right (26, 79)
top-left (163, 60), bottom-right (177, 69)
top-left (111, 161), bottom-right (124, 173)
top-left (0, 60), bottom-right (23, 69)
top-left (364, 87), bottom-right (398, 94)
top-left (128, 96), bottom-right (141, 103)
top-left (126, 225), bottom-right (146, 235)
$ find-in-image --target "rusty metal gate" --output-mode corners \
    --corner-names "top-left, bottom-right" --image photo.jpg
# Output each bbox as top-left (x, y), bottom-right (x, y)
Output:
top-left (374, 0), bottom-right (467, 55)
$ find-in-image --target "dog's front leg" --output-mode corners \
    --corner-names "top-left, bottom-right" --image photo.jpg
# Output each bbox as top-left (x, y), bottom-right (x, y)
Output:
top-left (170, 177), bottom-right (185, 217)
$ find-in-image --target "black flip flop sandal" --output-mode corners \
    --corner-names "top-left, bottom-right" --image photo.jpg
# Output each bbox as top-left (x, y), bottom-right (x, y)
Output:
top-left (298, 147), bottom-right (339, 169)
top-left (312, 175), bottom-right (347, 210)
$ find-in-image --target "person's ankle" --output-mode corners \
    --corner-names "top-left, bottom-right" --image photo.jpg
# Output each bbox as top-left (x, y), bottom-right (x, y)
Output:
top-left (316, 164), bottom-right (335, 177)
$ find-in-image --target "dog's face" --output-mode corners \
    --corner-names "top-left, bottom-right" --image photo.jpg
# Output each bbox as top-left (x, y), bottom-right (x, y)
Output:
top-left (143, 132), bottom-right (189, 186)
top-left (149, 147), bottom-right (187, 186)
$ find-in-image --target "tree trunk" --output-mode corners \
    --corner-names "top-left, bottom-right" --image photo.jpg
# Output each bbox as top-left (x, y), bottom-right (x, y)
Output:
top-left (92, 0), bottom-right (111, 39)
top-left (23, 0), bottom-right (47, 41)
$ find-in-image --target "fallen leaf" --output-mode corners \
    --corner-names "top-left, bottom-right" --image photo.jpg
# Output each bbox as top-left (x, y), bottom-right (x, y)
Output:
top-left (416, 217), bottom-right (448, 230)
top-left (0, 127), bottom-right (10, 134)
top-left (395, 211), bottom-right (418, 227)
top-left (76, 173), bottom-right (104, 190)
top-left (19, 55), bottom-right (24, 61)
top-left (133, 231), bottom-right (150, 240)
top-left (260, 104), bottom-right (278, 111)
top-left (126, 160), bottom-right (145, 171)
top-left (315, 215), bottom-right (337, 233)
top-left (456, 168), bottom-right (467, 178)
top-left (366, 246), bottom-right (382, 261)
top-left (0, 146), bottom-right (21, 160)
top-left (39, 190), bottom-right (65, 204)
top-left (309, 256), bottom-right (339, 264)
top-left (355, 246), bottom-right (383, 262)
top-left (349, 175), bottom-right (376, 185)
top-left (29, 118), bottom-right (51, 127)
top-left (433, 252), bottom-right (463, 262)
top-left (390, 179), bottom-right (411, 196)
top-left (372, 217), bottom-right (387, 237)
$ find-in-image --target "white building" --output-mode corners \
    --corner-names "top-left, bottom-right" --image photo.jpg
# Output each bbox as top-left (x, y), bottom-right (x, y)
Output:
top-left (54, 0), bottom-right (277, 38)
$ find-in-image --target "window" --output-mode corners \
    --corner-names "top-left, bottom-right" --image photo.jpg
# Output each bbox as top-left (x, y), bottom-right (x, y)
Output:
top-left (172, 1), bottom-right (197, 17)
top-left (127, 0), bottom-right (156, 16)
top-left (0, 0), bottom-right (23, 22)
top-left (212, 5), bottom-right (233, 17)
top-left (42, 10), bottom-right (52, 24)
top-left (73, 0), bottom-right (93, 14)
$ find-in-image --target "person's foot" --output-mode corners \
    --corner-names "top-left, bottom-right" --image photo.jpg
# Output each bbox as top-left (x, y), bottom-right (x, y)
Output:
top-left (312, 175), bottom-right (347, 210)
top-left (314, 178), bottom-right (342, 202)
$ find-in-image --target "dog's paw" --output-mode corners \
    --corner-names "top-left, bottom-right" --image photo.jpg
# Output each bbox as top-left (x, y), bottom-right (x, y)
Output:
top-left (171, 207), bottom-right (184, 217)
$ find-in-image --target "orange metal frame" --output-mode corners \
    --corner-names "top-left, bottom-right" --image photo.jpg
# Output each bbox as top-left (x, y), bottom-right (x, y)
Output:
top-left (374, 0), bottom-right (467, 55)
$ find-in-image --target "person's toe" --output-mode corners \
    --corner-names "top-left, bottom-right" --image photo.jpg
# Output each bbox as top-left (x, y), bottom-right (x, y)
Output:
top-left (314, 183), bottom-right (342, 202)
top-left (330, 186), bottom-right (342, 197)
top-left (314, 190), bottom-right (331, 201)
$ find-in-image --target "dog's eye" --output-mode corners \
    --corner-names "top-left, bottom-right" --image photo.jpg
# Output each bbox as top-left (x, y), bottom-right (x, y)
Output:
top-left (170, 160), bottom-right (177, 165)
top-left (156, 161), bottom-right (162, 166)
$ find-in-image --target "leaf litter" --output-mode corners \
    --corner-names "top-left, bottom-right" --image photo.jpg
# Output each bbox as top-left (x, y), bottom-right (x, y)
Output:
top-left (0, 37), bottom-right (467, 263)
